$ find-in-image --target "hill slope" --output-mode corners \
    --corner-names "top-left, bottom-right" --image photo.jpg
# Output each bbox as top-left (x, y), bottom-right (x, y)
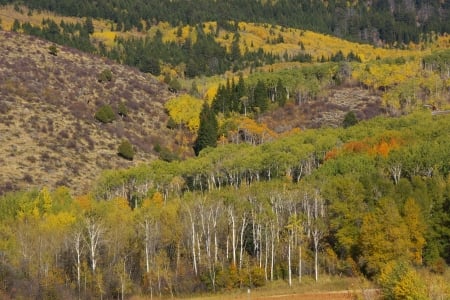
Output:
top-left (0, 31), bottom-right (178, 194)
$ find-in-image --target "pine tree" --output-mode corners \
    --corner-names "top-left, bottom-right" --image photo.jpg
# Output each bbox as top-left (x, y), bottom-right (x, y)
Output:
top-left (193, 102), bottom-right (218, 155)
top-left (253, 80), bottom-right (268, 112)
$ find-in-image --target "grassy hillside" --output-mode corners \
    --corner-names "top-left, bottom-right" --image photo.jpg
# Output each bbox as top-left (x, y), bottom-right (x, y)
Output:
top-left (0, 4), bottom-right (449, 300)
top-left (1, 5), bottom-right (449, 194)
top-left (0, 30), bottom-right (182, 194)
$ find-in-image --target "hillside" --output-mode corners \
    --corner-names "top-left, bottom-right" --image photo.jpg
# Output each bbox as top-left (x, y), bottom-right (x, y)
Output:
top-left (1, 0), bottom-right (449, 45)
top-left (0, 31), bottom-right (180, 194)
top-left (0, 3), bottom-right (449, 299)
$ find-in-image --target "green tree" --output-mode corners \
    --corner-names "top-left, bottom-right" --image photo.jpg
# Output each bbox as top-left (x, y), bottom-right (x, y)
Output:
top-left (48, 44), bottom-right (58, 56)
top-left (85, 17), bottom-right (94, 35)
top-left (323, 175), bottom-right (366, 260)
top-left (253, 80), bottom-right (268, 113)
top-left (194, 102), bottom-right (218, 155)
top-left (118, 139), bottom-right (134, 160)
top-left (95, 104), bottom-right (116, 123)
top-left (343, 111), bottom-right (358, 128)
top-left (275, 79), bottom-right (287, 107)
top-left (12, 19), bottom-right (20, 32)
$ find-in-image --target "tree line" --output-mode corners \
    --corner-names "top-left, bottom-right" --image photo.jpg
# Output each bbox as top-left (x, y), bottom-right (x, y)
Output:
top-left (11, 19), bottom-right (341, 77)
top-left (0, 111), bottom-right (449, 299)
top-left (3, 0), bottom-right (449, 45)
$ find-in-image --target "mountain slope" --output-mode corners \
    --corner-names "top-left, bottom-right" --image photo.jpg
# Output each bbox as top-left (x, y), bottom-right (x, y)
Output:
top-left (0, 31), bottom-right (178, 194)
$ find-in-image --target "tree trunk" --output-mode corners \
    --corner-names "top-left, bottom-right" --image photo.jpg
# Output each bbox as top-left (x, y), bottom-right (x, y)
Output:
top-left (288, 235), bottom-right (292, 287)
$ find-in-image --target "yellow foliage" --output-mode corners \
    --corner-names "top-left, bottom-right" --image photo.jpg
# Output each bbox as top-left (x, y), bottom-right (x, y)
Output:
top-left (112, 197), bottom-right (131, 211)
top-left (204, 84), bottom-right (219, 102)
top-left (92, 31), bottom-right (117, 47)
top-left (36, 186), bottom-right (52, 215)
top-left (238, 117), bottom-right (278, 143)
top-left (40, 211), bottom-right (76, 232)
top-left (165, 94), bottom-right (204, 132)
top-left (379, 262), bottom-right (427, 300)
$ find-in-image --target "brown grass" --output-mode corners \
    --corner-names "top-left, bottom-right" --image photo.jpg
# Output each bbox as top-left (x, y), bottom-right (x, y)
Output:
top-left (0, 30), bottom-right (184, 195)
top-left (129, 276), bottom-right (379, 300)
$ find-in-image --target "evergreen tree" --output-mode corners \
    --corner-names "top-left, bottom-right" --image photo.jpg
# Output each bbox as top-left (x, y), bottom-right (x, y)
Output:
top-left (193, 102), bottom-right (218, 155)
top-left (84, 17), bottom-right (94, 35)
top-left (275, 79), bottom-right (287, 107)
top-left (253, 79), bottom-right (268, 112)
top-left (343, 111), bottom-right (358, 128)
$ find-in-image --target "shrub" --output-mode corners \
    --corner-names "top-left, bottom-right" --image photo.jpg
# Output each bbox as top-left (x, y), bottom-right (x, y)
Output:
top-left (118, 139), bottom-right (134, 160)
top-left (98, 69), bottom-right (113, 82)
top-left (48, 44), bottom-right (58, 56)
top-left (343, 111), bottom-right (358, 128)
top-left (117, 102), bottom-right (128, 117)
top-left (95, 104), bottom-right (115, 123)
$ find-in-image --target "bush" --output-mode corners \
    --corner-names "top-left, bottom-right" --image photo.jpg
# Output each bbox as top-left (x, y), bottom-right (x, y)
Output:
top-left (117, 102), bottom-right (128, 117)
top-left (343, 111), bottom-right (358, 128)
top-left (48, 44), bottom-right (58, 56)
top-left (98, 69), bottom-right (113, 82)
top-left (95, 104), bottom-right (115, 123)
top-left (118, 139), bottom-right (134, 160)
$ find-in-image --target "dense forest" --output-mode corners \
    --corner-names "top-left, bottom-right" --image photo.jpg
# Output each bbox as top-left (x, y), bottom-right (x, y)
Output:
top-left (1, 1), bottom-right (450, 299)
top-left (0, 111), bottom-right (449, 299)
top-left (3, 0), bottom-right (450, 45)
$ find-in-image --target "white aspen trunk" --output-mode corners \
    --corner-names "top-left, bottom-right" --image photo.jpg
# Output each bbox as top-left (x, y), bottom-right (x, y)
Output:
top-left (197, 233), bottom-right (202, 266)
top-left (239, 215), bottom-right (247, 271)
top-left (85, 217), bottom-right (102, 273)
top-left (144, 220), bottom-right (150, 274)
top-left (264, 229), bottom-right (268, 280)
top-left (213, 206), bottom-right (219, 264)
top-left (389, 164), bottom-right (402, 184)
top-left (314, 234), bottom-right (319, 282)
top-left (214, 231), bottom-right (218, 264)
top-left (230, 209), bottom-right (237, 266)
top-left (288, 234), bottom-right (292, 287)
top-left (226, 237), bottom-right (229, 261)
top-left (73, 230), bottom-right (83, 299)
top-left (270, 224), bottom-right (275, 281)
top-left (187, 209), bottom-right (198, 275)
top-left (298, 244), bottom-right (302, 283)
top-left (192, 222), bottom-right (197, 275)
top-left (258, 224), bottom-right (262, 268)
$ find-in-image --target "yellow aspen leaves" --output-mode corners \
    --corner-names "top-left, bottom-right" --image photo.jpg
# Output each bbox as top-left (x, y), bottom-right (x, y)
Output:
top-left (165, 94), bottom-right (204, 132)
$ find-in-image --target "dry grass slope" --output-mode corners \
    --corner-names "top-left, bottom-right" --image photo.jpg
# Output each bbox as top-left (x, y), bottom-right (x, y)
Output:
top-left (0, 31), bottom-right (179, 195)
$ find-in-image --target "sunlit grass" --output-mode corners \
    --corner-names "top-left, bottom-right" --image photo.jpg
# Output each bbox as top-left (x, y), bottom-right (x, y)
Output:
top-left (129, 275), bottom-right (376, 300)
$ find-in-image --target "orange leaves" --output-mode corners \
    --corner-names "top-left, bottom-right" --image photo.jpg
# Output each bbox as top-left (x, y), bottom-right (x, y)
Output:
top-left (343, 140), bottom-right (371, 153)
top-left (325, 136), bottom-right (401, 160)
top-left (324, 148), bottom-right (339, 161)
top-left (74, 195), bottom-right (93, 211)
top-left (370, 137), bottom-right (400, 157)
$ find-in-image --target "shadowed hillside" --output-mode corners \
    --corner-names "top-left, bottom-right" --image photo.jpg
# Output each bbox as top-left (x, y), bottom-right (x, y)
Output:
top-left (0, 31), bottom-right (181, 194)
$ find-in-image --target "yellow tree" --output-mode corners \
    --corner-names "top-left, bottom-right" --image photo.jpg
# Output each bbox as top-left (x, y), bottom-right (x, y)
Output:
top-left (360, 197), bottom-right (409, 277)
top-left (403, 198), bottom-right (426, 265)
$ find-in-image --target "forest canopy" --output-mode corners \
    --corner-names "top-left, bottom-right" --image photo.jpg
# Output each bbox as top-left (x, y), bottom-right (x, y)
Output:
top-left (0, 111), bottom-right (449, 298)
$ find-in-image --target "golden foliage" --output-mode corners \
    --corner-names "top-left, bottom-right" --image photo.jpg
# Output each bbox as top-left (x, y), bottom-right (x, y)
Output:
top-left (227, 116), bottom-right (278, 144)
top-left (74, 194), bottom-right (93, 211)
top-left (165, 94), bottom-right (204, 132)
